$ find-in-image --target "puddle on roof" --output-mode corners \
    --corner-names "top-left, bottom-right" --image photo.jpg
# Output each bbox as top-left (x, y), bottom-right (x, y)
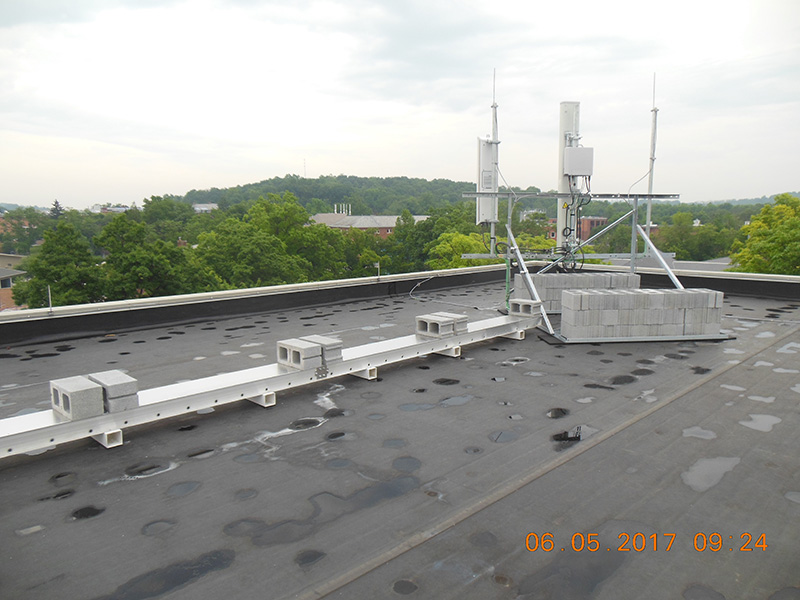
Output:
top-left (392, 456), bottom-right (421, 472)
top-left (399, 403), bottom-right (436, 411)
top-left (691, 366), bottom-right (711, 374)
top-left (546, 408), bottom-right (569, 418)
top-left (235, 489), bottom-right (258, 501)
top-left (748, 395), bottom-right (775, 403)
top-left (141, 520), bottom-right (177, 536)
top-left (99, 549), bottom-right (235, 600)
top-left (295, 549), bottom-right (325, 568)
top-left (39, 489), bottom-right (75, 501)
top-left (440, 395), bottom-right (473, 407)
top-left (223, 475), bottom-right (419, 547)
top-left (681, 457), bottom-right (740, 492)
top-left (739, 414), bottom-right (781, 432)
top-left (392, 580), bottom-right (418, 595)
top-left (166, 481), bottom-right (201, 498)
top-left (585, 383), bottom-right (614, 390)
top-left (71, 506), bottom-right (105, 520)
top-left (682, 426), bottom-right (717, 440)
top-left (50, 471), bottom-right (77, 486)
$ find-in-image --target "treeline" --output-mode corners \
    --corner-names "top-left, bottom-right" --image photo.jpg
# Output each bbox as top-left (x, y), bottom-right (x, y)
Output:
top-left (11, 194), bottom-right (536, 308)
top-left (5, 175), bottom-right (795, 309)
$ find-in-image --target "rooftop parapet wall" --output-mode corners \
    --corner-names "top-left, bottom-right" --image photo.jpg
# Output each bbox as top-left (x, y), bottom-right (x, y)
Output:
top-left (0, 263), bottom-right (796, 346)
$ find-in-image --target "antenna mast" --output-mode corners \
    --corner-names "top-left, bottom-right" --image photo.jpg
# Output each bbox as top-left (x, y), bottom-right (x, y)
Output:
top-left (476, 70), bottom-right (500, 254)
top-left (646, 73), bottom-right (658, 239)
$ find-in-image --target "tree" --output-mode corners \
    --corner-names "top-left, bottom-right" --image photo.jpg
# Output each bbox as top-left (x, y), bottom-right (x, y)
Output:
top-left (142, 196), bottom-right (195, 242)
top-left (12, 223), bottom-right (104, 308)
top-left (94, 213), bottom-right (207, 299)
top-left (0, 207), bottom-right (50, 254)
top-left (195, 218), bottom-right (310, 288)
top-left (49, 200), bottom-right (65, 219)
top-left (729, 193), bottom-right (800, 275)
top-left (425, 232), bottom-right (501, 270)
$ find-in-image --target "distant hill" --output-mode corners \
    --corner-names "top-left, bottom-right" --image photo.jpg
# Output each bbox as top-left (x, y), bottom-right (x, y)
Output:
top-left (701, 193), bottom-right (798, 206)
top-left (170, 174), bottom-right (793, 213)
top-left (169, 174), bottom-right (478, 215)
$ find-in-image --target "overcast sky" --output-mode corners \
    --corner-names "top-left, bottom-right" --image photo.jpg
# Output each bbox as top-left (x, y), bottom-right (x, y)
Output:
top-left (1, 0), bottom-right (798, 210)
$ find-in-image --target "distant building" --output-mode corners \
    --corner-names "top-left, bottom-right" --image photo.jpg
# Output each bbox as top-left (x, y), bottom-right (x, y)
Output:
top-left (0, 253), bottom-right (26, 269)
top-left (546, 216), bottom-right (608, 242)
top-left (312, 213), bottom-right (428, 239)
top-left (89, 204), bottom-right (129, 214)
top-left (193, 203), bottom-right (219, 214)
top-left (0, 268), bottom-right (25, 310)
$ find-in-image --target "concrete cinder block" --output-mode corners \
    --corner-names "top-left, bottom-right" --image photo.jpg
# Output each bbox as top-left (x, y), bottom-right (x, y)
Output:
top-left (561, 291), bottom-right (580, 311)
top-left (105, 394), bottom-right (139, 413)
top-left (300, 334), bottom-right (343, 362)
top-left (88, 370), bottom-right (138, 398)
top-left (277, 338), bottom-right (323, 370)
top-left (600, 310), bottom-right (619, 326)
top-left (432, 312), bottom-right (469, 333)
top-left (415, 312), bottom-right (467, 338)
top-left (509, 299), bottom-right (542, 318)
top-left (50, 376), bottom-right (104, 420)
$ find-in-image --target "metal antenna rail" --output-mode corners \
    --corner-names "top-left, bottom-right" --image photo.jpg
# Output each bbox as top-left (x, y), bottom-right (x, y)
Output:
top-left (0, 314), bottom-right (539, 459)
top-left (505, 225), bottom-right (554, 334)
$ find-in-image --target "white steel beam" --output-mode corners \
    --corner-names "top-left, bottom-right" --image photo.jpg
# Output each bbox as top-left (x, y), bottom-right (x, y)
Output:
top-left (0, 313), bottom-right (539, 459)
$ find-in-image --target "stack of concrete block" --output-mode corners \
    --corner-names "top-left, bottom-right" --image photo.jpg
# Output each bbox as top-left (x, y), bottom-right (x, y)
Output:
top-left (277, 335), bottom-right (343, 370)
top-left (415, 312), bottom-right (468, 339)
top-left (51, 376), bottom-right (105, 420)
top-left (89, 370), bottom-right (139, 413)
top-left (560, 288), bottom-right (723, 340)
top-left (515, 272), bottom-right (640, 312)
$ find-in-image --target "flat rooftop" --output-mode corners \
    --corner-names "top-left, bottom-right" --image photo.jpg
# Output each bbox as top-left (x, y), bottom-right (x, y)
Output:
top-left (1, 279), bottom-right (798, 600)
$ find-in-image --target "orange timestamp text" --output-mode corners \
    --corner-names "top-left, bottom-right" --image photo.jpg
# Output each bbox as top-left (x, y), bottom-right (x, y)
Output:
top-left (525, 532), bottom-right (768, 552)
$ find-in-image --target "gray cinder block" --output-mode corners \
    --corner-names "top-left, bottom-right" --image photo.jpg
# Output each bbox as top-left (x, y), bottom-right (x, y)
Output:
top-left (105, 394), bottom-right (140, 413)
top-left (300, 334), bottom-right (343, 362)
top-left (88, 370), bottom-right (140, 413)
top-left (89, 370), bottom-right (138, 398)
top-left (277, 338), bottom-right (323, 370)
top-left (415, 312), bottom-right (467, 339)
top-left (50, 376), bottom-right (104, 421)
